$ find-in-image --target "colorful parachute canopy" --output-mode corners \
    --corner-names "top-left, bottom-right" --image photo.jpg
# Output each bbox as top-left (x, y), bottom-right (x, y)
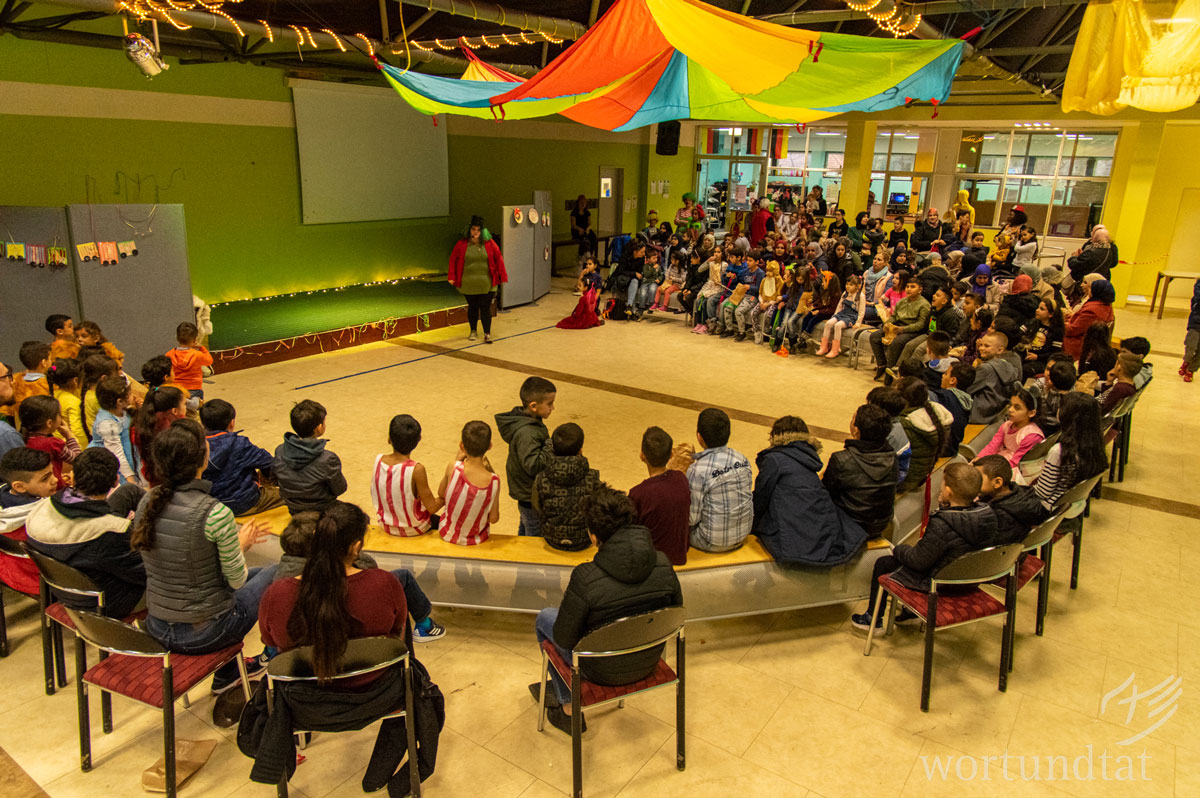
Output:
top-left (378, 0), bottom-right (963, 131)
top-left (458, 48), bottom-right (522, 83)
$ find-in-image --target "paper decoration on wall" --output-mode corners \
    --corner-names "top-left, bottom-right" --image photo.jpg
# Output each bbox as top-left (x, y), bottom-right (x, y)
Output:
top-left (5, 242), bottom-right (25, 261)
top-left (76, 242), bottom-right (99, 261)
top-left (97, 242), bottom-right (120, 265)
top-left (544, 245), bottom-right (550, 260)
top-left (543, 212), bottom-right (550, 227)
top-left (117, 240), bottom-right (139, 258)
top-left (25, 245), bottom-right (46, 267)
top-left (48, 247), bottom-right (68, 267)
top-left (513, 207), bottom-right (524, 223)
top-left (529, 208), bottom-right (539, 225)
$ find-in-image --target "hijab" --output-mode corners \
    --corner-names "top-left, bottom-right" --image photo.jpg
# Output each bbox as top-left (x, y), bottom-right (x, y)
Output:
top-left (970, 263), bottom-right (992, 296)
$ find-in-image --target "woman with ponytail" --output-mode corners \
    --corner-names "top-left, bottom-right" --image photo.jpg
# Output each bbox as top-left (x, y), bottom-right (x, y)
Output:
top-left (895, 376), bottom-right (953, 493)
top-left (132, 386), bottom-right (187, 485)
top-left (259, 502), bottom-right (408, 684)
top-left (133, 418), bottom-right (274, 693)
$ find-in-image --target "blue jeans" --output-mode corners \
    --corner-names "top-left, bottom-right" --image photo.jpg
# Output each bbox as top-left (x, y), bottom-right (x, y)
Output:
top-left (146, 564), bottom-right (278, 681)
top-left (517, 502), bottom-right (542, 537)
top-left (635, 281), bottom-right (657, 309)
top-left (536, 608), bottom-right (572, 705)
top-left (390, 568), bottom-right (432, 622)
top-left (626, 278), bottom-right (641, 308)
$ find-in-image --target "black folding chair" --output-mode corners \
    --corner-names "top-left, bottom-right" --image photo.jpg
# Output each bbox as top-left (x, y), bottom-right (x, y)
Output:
top-left (63, 608), bottom-right (250, 798)
top-left (864, 543), bottom-right (1023, 712)
top-left (536, 606), bottom-right (686, 798)
top-left (994, 510), bottom-right (1068, 671)
top-left (0, 534), bottom-right (66, 693)
top-left (1050, 473), bottom-right (1105, 590)
top-left (266, 635), bottom-right (421, 798)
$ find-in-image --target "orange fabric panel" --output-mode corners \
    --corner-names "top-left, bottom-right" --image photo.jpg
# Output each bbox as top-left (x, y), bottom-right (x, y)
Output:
top-left (561, 48), bottom-right (675, 129)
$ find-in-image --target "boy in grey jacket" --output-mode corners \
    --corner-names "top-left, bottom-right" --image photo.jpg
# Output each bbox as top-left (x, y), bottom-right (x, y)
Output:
top-left (495, 377), bottom-right (557, 536)
top-left (272, 400), bottom-right (347, 514)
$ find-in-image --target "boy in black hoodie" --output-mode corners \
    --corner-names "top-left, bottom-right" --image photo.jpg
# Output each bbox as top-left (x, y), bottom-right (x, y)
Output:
top-left (932, 362), bottom-right (976, 456)
top-left (851, 462), bottom-right (998, 630)
top-left (272, 400), bottom-right (347, 514)
top-left (533, 422), bottom-right (600, 551)
top-left (822, 405), bottom-right (898, 539)
top-left (24, 448), bottom-right (146, 618)
top-left (975, 455), bottom-right (1048, 544)
top-left (495, 376), bottom-right (556, 536)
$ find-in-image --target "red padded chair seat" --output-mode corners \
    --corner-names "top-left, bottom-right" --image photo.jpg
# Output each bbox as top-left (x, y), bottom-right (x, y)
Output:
top-left (878, 575), bottom-right (1007, 627)
top-left (83, 643), bottom-right (243, 708)
top-left (542, 640), bottom-right (676, 707)
top-left (992, 555), bottom-right (1045, 592)
top-left (45, 604), bottom-right (148, 628)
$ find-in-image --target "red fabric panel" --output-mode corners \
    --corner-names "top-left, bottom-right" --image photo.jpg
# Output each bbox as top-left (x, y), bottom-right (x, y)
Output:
top-left (879, 575), bottom-right (1007, 627)
top-left (84, 643), bottom-right (242, 708)
top-left (561, 48), bottom-right (674, 129)
top-left (491, 0), bottom-right (670, 104)
top-left (541, 639), bottom-right (676, 707)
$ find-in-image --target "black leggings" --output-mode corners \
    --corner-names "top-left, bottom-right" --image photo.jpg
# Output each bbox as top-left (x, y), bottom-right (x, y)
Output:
top-left (464, 292), bottom-right (494, 335)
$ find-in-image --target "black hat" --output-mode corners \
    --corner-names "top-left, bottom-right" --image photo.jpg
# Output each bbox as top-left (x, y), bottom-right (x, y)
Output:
top-left (470, 215), bottom-right (485, 228)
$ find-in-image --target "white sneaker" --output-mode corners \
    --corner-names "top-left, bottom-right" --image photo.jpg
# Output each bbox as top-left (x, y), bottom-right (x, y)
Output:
top-left (468, 331), bottom-right (478, 341)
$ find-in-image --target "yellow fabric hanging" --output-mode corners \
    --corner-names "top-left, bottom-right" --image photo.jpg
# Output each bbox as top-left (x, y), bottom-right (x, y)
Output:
top-left (1063, 0), bottom-right (1200, 114)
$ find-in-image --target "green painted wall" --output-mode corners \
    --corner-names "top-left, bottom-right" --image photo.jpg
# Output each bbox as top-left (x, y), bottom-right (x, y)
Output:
top-left (0, 34), bottom-right (649, 303)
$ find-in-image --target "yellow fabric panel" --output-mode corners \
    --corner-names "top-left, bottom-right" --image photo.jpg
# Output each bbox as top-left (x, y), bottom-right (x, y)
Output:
top-left (1063, 0), bottom-right (1200, 114)
top-left (648, 0), bottom-right (818, 95)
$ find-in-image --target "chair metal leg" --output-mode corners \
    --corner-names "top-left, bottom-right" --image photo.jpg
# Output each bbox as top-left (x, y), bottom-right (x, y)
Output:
top-left (404, 662), bottom-right (421, 798)
top-left (1003, 568), bottom-right (1018, 680)
top-left (40, 586), bottom-right (55, 695)
top-left (571, 668), bottom-right (583, 798)
top-left (54, 623), bottom-right (67, 688)
top-left (0, 588), bottom-right (8, 658)
top-left (98, 650), bottom-right (113, 734)
top-left (237, 653), bottom-right (253, 702)
top-left (1070, 524), bottom-right (1083, 590)
top-left (1036, 546), bottom-right (1052, 637)
top-left (617, 699), bottom-right (625, 709)
top-left (75, 635), bottom-right (92, 772)
top-left (163, 664), bottom-right (177, 798)
top-left (863, 586), bottom-right (886, 656)
top-left (920, 593), bottom-right (937, 712)
top-left (676, 633), bottom-right (686, 771)
top-left (537, 649), bottom-right (549, 733)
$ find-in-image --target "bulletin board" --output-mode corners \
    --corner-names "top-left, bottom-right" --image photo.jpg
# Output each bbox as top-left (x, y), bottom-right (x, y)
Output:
top-left (0, 205), bottom-right (78, 365)
top-left (66, 204), bottom-right (194, 372)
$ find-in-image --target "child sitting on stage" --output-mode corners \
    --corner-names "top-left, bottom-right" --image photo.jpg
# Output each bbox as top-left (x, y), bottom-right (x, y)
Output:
top-left (438, 420), bottom-right (501, 545)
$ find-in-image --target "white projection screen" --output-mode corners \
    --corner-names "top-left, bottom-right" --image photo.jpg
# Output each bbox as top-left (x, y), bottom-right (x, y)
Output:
top-left (290, 79), bottom-right (448, 224)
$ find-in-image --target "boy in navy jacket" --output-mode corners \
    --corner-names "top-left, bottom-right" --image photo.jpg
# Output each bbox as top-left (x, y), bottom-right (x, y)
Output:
top-left (201, 399), bottom-right (282, 516)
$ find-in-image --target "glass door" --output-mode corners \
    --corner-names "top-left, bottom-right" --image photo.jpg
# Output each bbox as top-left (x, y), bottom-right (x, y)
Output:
top-left (697, 158), bottom-right (731, 230)
top-left (729, 160), bottom-right (765, 216)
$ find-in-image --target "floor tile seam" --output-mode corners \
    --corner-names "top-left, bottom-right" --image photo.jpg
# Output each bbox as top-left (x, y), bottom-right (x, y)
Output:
top-left (1098, 487), bottom-right (1200, 521)
top-left (738, 688), bottom-right (822, 794)
top-left (390, 336), bottom-right (852, 438)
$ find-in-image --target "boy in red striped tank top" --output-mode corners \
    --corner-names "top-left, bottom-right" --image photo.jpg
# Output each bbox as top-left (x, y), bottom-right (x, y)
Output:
top-left (371, 414), bottom-right (443, 536)
top-left (437, 420), bottom-right (501, 545)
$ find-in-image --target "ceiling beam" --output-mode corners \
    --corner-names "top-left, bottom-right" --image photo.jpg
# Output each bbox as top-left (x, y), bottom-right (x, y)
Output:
top-left (975, 8), bottom-right (1031, 48)
top-left (588, 0), bottom-right (600, 26)
top-left (740, 0), bottom-right (753, 14)
top-left (401, 8), bottom-right (437, 37)
top-left (395, 0), bottom-right (586, 40)
top-left (913, 18), bottom-right (1047, 98)
top-left (975, 44), bottom-right (1076, 57)
top-left (1016, 7), bottom-right (1077, 72)
top-left (759, 0), bottom-right (1094, 26)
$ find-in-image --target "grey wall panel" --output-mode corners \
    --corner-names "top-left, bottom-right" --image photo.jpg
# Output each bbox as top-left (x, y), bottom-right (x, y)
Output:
top-left (67, 204), bottom-right (193, 373)
top-left (500, 205), bottom-right (534, 307)
top-left (532, 190), bottom-right (552, 302)
top-left (0, 206), bottom-right (78, 365)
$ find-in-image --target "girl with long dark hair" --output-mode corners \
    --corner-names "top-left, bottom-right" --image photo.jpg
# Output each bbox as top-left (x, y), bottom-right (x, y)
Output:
top-left (1033, 392), bottom-right (1107, 509)
top-left (132, 419), bottom-right (274, 693)
top-left (132, 385), bottom-right (187, 486)
top-left (895, 377), bottom-right (952, 492)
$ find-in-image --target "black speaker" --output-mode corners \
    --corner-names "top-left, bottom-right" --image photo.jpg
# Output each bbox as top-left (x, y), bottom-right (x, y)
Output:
top-left (656, 120), bottom-right (681, 156)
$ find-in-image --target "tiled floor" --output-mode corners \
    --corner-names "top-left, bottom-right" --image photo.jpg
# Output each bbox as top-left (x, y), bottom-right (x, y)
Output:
top-left (1, 281), bottom-right (1195, 797)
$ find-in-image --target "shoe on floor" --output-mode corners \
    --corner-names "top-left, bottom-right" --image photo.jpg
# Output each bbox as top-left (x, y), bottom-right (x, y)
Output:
top-left (895, 607), bottom-right (921, 625)
top-left (212, 653), bottom-right (268, 695)
top-left (468, 331), bottom-right (478, 341)
top-left (484, 334), bottom-right (493, 344)
top-left (874, 368), bottom-right (886, 381)
top-left (734, 332), bottom-right (746, 342)
top-left (849, 611), bottom-right (884, 631)
top-left (1186, 370), bottom-right (1194, 383)
top-left (414, 618), bottom-right (447, 642)
top-left (528, 682), bottom-right (588, 734)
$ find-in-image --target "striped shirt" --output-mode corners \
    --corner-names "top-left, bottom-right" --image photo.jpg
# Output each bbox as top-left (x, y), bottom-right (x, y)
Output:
top-left (204, 503), bottom-right (247, 588)
top-left (440, 462), bottom-right (499, 546)
top-left (1032, 443), bottom-right (1077, 510)
top-left (370, 456), bottom-right (431, 536)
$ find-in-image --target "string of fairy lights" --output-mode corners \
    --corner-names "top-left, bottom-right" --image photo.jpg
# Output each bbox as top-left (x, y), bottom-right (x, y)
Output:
top-left (208, 276), bottom-right (444, 309)
top-left (114, 0), bottom-right (559, 59)
top-left (843, 0), bottom-right (922, 37)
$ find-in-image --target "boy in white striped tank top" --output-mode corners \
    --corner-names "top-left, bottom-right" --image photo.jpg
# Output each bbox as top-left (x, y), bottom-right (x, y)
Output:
top-left (437, 420), bottom-right (501, 545)
top-left (371, 415), bottom-right (443, 537)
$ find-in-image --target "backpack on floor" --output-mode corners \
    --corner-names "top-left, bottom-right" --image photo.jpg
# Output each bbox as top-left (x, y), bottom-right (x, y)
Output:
top-left (601, 297), bottom-right (628, 321)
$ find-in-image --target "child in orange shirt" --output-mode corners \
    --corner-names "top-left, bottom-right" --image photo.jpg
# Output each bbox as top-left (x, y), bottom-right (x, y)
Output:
top-left (46, 314), bottom-right (80, 360)
top-left (12, 342), bottom-right (52, 411)
top-left (166, 322), bottom-right (212, 400)
top-left (74, 321), bottom-right (125, 370)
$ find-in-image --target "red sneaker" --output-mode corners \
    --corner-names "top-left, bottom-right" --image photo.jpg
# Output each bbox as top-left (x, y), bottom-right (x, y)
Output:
top-left (1186, 369), bottom-right (1194, 383)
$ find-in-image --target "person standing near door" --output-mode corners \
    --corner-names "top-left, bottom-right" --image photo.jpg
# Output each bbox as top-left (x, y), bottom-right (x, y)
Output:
top-left (570, 195), bottom-right (599, 259)
top-left (448, 215), bottom-right (508, 344)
